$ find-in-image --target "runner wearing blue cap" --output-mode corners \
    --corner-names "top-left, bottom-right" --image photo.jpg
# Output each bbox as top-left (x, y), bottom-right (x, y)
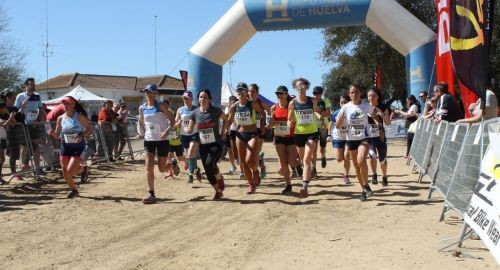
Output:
top-left (137, 84), bottom-right (179, 204)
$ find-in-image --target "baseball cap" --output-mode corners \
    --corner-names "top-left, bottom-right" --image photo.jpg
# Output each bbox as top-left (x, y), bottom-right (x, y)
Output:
top-left (275, 85), bottom-right (288, 94)
top-left (236, 82), bottom-right (248, 92)
top-left (182, 91), bottom-right (193, 99)
top-left (141, 83), bottom-right (158, 93)
top-left (61, 96), bottom-right (76, 105)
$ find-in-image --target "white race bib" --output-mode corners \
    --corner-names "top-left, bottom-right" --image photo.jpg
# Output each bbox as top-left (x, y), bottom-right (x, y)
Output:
top-left (235, 111), bottom-right (252, 126)
top-left (145, 123), bottom-right (161, 138)
top-left (368, 124), bottom-right (380, 137)
top-left (296, 109), bottom-right (313, 125)
top-left (181, 120), bottom-right (190, 133)
top-left (275, 122), bottom-right (290, 136)
top-left (350, 124), bottom-right (365, 137)
top-left (168, 130), bottom-right (177, 140)
top-left (199, 128), bottom-right (216, 144)
top-left (25, 109), bottom-right (39, 122)
top-left (64, 133), bottom-right (80, 144)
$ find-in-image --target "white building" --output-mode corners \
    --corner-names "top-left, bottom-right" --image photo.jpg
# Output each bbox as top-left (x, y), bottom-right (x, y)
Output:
top-left (36, 73), bottom-right (185, 115)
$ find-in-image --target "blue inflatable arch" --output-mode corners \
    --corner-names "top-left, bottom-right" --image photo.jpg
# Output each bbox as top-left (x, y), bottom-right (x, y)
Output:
top-left (189, 0), bottom-right (436, 106)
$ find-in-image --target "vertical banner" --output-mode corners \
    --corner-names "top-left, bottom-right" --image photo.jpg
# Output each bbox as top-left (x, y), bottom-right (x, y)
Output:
top-left (464, 127), bottom-right (500, 264)
top-left (179, 70), bottom-right (188, 91)
top-left (450, 0), bottom-right (494, 100)
top-left (436, 0), bottom-right (455, 96)
top-left (459, 81), bottom-right (479, 117)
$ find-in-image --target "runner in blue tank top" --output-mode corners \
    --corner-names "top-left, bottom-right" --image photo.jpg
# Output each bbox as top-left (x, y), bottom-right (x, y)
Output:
top-left (49, 96), bottom-right (92, 199)
top-left (137, 84), bottom-right (179, 204)
top-left (175, 91), bottom-right (202, 183)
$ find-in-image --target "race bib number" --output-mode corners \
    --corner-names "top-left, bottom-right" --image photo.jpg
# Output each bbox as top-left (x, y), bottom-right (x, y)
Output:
top-left (350, 125), bottom-right (365, 137)
top-left (368, 124), bottom-right (380, 137)
top-left (25, 109), bottom-right (39, 122)
top-left (275, 122), bottom-right (290, 136)
top-left (182, 120), bottom-right (190, 133)
top-left (168, 130), bottom-right (177, 140)
top-left (296, 109), bottom-right (313, 125)
top-left (64, 133), bottom-right (80, 144)
top-left (199, 128), bottom-right (216, 144)
top-left (235, 111), bottom-right (252, 126)
top-left (145, 123), bottom-right (161, 138)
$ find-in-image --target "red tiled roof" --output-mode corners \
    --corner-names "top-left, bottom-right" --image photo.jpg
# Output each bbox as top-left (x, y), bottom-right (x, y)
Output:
top-left (36, 73), bottom-right (184, 91)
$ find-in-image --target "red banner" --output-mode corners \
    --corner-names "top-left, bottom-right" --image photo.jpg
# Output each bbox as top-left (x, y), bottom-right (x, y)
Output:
top-left (179, 70), bottom-right (188, 90)
top-left (373, 65), bottom-right (381, 89)
top-left (459, 81), bottom-right (479, 118)
top-left (436, 0), bottom-right (455, 96)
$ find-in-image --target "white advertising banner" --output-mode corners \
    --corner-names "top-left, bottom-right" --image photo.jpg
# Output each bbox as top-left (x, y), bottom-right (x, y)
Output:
top-left (385, 119), bottom-right (407, 138)
top-left (464, 127), bottom-right (500, 264)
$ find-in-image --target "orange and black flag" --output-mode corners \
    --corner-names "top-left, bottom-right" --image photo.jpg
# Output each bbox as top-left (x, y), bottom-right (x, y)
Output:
top-left (450, 0), bottom-right (495, 100)
top-left (179, 70), bottom-right (188, 91)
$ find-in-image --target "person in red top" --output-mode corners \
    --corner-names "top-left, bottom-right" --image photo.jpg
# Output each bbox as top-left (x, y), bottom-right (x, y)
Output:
top-left (267, 86), bottom-right (301, 194)
top-left (98, 100), bottom-right (117, 161)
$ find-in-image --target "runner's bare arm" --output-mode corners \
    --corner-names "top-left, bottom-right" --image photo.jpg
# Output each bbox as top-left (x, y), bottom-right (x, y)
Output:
top-left (267, 105), bottom-right (276, 129)
top-left (137, 106), bottom-right (144, 137)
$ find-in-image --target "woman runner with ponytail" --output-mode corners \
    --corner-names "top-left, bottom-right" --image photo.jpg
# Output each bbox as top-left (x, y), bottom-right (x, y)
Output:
top-left (268, 86), bottom-right (301, 194)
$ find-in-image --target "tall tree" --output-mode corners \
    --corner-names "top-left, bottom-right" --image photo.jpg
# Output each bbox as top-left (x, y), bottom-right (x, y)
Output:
top-left (321, 1), bottom-right (437, 108)
top-left (0, 6), bottom-right (25, 91)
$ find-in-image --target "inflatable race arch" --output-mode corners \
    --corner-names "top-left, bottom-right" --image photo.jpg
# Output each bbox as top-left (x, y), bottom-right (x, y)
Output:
top-left (189, 0), bottom-right (436, 106)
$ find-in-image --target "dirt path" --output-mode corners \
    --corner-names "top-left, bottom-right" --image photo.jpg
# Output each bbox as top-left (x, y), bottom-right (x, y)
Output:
top-left (0, 140), bottom-right (497, 269)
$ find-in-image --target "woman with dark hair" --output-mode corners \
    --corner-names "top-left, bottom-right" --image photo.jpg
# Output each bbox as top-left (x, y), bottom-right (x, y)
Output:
top-left (224, 96), bottom-right (239, 174)
top-left (394, 95), bottom-right (420, 158)
top-left (288, 77), bottom-right (321, 198)
top-left (336, 84), bottom-right (373, 201)
top-left (248, 83), bottom-right (270, 180)
top-left (48, 96), bottom-right (92, 198)
top-left (1, 91), bottom-right (24, 177)
top-left (268, 85), bottom-right (301, 194)
top-left (188, 89), bottom-right (228, 199)
top-left (329, 95), bottom-right (351, 184)
top-left (226, 82), bottom-right (265, 194)
top-left (367, 88), bottom-right (391, 186)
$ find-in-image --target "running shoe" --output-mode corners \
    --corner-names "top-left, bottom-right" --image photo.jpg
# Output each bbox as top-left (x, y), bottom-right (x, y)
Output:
top-left (246, 184), bottom-right (256, 194)
top-left (371, 174), bottom-right (378, 185)
top-left (321, 157), bottom-right (327, 168)
top-left (360, 191), bottom-right (367, 202)
top-left (382, 176), bottom-right (388, 187)
top-left (253, 171), bottom-right (261, 186)
top-left (260, 165), bottom-right (266, 179)
top-left (171, 159), bottom-right (180, 176)
top-left (0, 178), bottom-right (7, 185)
top-left (239, 173), bottom-right (245, 179)
top-left (227, 165), bottom-right (237, 174)
top-left (281, 184), bottom-right (292, 194)
top-left (142, 195), bottom-right (157, 204)
top-left (80, 166), bottom-right (89, 183)
top-left (300, 187), bottom-right (308, 198)
top-left (195, 168), bottom-right (202, 182)
top-left (213, 190), bottom-right (223, 200)
top-left (311, 167), bottom-right (318, 178)
top-left (343, 175), bottom-right (351, 184)
top-left (67, 189), bottom-right (79, 199)
top-left (291, 170), bottom-right (298, 178)
top-left (364, 184), bottom-right (373, 197)
top-left (187, 174), bottom-right (194, 184)
top-left (258, 152), bottom-right (264, 166)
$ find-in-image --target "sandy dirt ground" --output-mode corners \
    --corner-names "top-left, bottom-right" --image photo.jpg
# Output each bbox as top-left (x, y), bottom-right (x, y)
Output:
top-left (0, 139), bottom-right (498, 270)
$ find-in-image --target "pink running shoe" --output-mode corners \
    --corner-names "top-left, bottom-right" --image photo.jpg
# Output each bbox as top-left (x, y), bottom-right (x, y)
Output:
top-left (300, 188), bottom-right (308, 198)
top-left (246, 184), bottom-right (255, 194)
top-left (217, 176), bottom-right (225, 193)
top-left (343, 175), bottom-right (351, 184)
top-left (253, 171), bottom-right (261, 186)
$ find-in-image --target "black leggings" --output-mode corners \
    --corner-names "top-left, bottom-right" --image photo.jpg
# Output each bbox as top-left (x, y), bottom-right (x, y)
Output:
top-left (406, 132), bottom-right (415, 156)
top-left (199, 143), bottom-right (223, 186)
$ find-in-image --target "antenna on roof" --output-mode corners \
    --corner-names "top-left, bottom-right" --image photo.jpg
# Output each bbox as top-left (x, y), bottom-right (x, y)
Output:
top-left (42, 0), bottom-right (55, 92)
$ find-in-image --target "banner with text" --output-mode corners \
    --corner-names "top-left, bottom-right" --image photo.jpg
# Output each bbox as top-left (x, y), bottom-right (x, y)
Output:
top-left (464, 126), bottom-right (500, 264)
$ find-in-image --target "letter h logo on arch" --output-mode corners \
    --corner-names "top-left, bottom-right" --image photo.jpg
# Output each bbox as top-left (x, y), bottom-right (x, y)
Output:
top-left (264, 0), bottom-right (292, 23)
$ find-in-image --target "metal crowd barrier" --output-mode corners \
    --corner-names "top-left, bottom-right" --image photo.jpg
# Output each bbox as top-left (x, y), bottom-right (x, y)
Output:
top-left (428, 123), bottom-right (469, 199)
top-left (438, 118), bottom-right (495, 221)
top-left (412, 119), bottom-right (435, 183)
top-left (1, 122), bottom-right (39, 181)
top-left (408, 118), bottom-right (424, 167)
